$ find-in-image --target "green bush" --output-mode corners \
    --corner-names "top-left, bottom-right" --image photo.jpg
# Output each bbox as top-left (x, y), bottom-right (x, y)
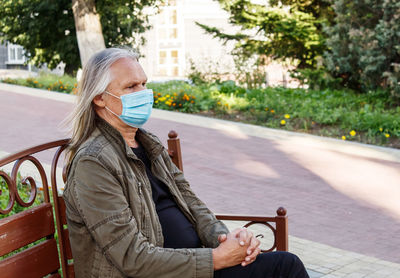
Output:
top-left (0, 172), bottom-right (44, 219)
top-left (2, 73), bottom-right (77, 94)
top-left (2, 75), bottom-right (399, 148)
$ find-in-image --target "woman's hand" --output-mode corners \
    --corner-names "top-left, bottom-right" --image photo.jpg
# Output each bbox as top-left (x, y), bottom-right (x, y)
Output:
top-left (216, 228), bottom-right (261, 268)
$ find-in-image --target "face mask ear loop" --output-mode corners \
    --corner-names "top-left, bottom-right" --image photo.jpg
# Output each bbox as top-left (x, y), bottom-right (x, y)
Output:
top-left (104, 90), bottom-right (120, 99)
top-left (105, 106), bottom-right (120, 117)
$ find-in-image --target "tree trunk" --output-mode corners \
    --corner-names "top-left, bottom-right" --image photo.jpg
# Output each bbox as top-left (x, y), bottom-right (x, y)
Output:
top-left (72, 0), bottom-right (105, 68)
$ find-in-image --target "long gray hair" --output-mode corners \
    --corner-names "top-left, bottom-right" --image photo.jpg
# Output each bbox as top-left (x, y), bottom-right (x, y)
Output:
top-left (65, 47), bottom-right (139, 166)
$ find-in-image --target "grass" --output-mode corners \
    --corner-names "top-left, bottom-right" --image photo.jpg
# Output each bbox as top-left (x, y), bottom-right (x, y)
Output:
top-left (2, 74), bottom-right (399, 148)
top-left (2, 72), bottom-right (77, 94)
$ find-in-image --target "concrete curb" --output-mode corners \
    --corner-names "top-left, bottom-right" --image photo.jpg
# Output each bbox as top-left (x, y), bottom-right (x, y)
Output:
top-left (2, 82), bottom-right (400, 163)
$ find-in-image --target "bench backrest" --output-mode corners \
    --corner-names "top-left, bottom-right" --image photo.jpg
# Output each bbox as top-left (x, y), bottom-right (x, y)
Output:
top-left (0, 131), bottom-right (288, 278)
top-left (0, 140), bottom-right (68, 278)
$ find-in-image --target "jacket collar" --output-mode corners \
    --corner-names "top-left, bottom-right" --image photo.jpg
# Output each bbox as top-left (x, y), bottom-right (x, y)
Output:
top-left (95, 116), bottom-right (164, 161)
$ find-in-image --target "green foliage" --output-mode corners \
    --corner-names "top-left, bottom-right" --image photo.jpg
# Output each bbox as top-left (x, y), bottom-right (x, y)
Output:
top-left (0, 172), bottom-right (44, 219)
top-left (0, 0), bottom-right (160, 74)
top-left (149, 81), bottom-right (400, 147)
top-left (197, 0), bottom-right (333, 68)
top-left (324, 0), bottom-right (400, 98)
top-left (2, 73), bottom-right (77, 94)
top-left (2, 76), bottom-right (399, 147)
top-left (291, 68), bottom-right (342, 90)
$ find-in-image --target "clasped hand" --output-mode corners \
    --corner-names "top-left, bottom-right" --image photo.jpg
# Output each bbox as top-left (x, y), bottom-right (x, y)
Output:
top-left (212, 228), bottom-right (261, 270)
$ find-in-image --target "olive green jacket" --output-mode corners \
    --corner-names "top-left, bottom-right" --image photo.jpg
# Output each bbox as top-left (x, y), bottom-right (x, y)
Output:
top-left (63, 118), bottom-right (229, 278)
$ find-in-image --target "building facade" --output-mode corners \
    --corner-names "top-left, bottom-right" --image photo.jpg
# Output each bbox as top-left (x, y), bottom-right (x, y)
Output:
top-left (139, 0), bottom-right (237, 81)
top-left (0, 42), bottom-right (28, 70)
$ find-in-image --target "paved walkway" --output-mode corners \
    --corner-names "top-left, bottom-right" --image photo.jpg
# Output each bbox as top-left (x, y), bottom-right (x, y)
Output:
top-left (1, 83), bottom-right (400, 277)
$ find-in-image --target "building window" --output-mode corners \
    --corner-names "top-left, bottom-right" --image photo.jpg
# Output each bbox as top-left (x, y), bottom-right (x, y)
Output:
top-left (158, 49), bottom-right (180, 77)
top-left (7, 43), bottom-right (26, 64)
top-left (170, 10), bottom-right (177, 24)
top-left (159, 51), bottom-right (167, 64)
top-left (171, 50), bottom-right (178, 64)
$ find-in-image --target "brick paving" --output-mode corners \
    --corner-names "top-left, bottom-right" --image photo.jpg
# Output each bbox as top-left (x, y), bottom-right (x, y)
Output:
top-left (1, 83), bottom-right (400, 275)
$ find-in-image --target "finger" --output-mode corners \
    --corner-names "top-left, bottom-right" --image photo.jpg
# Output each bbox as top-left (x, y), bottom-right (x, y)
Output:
top-left (245, 247), bottom-right (260, 262)
top-left (246, 236), bottom-right (260, 255)
top-left (242, 248), bottom-right (260, 266)
top-left (238, 230), bottom-right (249, 246)
top-left (241, 256), bottom-right (257, 267)
top-left (218, 234), bottom-right (227, 243)
top-left (230, 227), bottom-right (245, 237)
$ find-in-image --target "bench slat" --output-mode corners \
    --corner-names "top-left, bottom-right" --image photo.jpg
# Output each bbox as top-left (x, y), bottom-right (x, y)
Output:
top-left (0, 203), bottom-right (55, 256)
top-left (0, 238), bottom-right (60, 278)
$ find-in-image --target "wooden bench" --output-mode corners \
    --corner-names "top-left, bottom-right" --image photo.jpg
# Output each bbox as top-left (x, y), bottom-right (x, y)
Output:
top-left (0, 131), bottom-right (288, 277)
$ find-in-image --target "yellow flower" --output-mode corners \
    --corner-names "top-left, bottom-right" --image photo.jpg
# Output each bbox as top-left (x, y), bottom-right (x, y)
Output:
top-left (280, 120), bottom-right (286, 125)
top-left (284, 114), bottom-right (290, 119)
top-left (33, 80), bottom-right (38, 84)
top-left (192, 96), bottom-right (196, 99)
top-left (265, 107), bottom-right (269, 111)
top-left (165, 101), bottom-right (172, 106)
top-left (165, 94), bottom-right (170, 98)
top-left (159, 97), bottom-right (166, 102)
top-left (350, 130), bottom-right (356, 137)
top-left (155, 100), bottom-right (159, 104)
top-left (173, 92), bottom-right (177, 96)
top-left (270, 109), bottom-right (275, 114)
top-left (217, 102), bottom-right (221, 105)
top-left (342, 136), bottom-right (346, 140)
top-left (379, 128), bottom-right (383, 132)
top-left (385, 133), bottom-right (390, 138)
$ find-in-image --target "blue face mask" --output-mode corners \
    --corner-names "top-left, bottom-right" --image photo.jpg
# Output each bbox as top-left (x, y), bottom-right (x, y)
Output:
top-left (105, 89), bottom-right (154, 128)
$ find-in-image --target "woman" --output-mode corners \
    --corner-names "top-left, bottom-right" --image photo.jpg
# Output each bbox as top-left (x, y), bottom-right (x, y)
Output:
top-left (63, 47), bottom-right (309, 278)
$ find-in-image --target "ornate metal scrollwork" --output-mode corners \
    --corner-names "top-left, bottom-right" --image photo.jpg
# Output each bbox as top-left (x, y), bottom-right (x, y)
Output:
top-left (0, 155), bottom-right (50, 214)
top-left (0, 139), bottom-right (69, 216)
top-left (243, 221), bottom-right (277, 253)
top-left (0, 170), bottom-right (16, 214)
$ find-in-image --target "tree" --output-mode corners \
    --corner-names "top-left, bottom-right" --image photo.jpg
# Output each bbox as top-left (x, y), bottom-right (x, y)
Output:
top-left (72, 0), bottom-right (105, 67)
top-left (0, 0), bottom-right (160, 74)
top-left (324, 0), bottom-right (400, 97)
top-left (197, 0), bottom-right (333, 68)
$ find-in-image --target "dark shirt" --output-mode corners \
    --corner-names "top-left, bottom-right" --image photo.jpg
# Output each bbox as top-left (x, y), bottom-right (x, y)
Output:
top-left (132, 143), bottom-right (202, 249)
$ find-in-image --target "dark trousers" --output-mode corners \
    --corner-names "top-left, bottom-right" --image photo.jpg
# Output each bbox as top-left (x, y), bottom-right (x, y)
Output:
top-left (214, 251), bottom-right (309, 278)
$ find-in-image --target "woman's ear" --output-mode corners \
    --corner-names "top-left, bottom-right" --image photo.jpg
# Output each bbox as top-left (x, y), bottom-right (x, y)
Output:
top-left (93, 94), bottom-right (106, 108)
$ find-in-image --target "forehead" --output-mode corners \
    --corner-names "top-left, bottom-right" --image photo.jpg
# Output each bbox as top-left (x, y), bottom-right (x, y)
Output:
top-left (109, 57), bottom-right (147, 85)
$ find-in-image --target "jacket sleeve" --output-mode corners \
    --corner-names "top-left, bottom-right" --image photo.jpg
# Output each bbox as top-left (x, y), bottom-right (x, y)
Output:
top-left (70, 156), bottom-right (214, 278)
top-left (161, 150), bottom-right (230, 248)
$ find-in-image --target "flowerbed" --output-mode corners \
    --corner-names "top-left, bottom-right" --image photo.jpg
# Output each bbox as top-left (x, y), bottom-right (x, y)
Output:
top-left (2, 75), bottom-right (399, 148)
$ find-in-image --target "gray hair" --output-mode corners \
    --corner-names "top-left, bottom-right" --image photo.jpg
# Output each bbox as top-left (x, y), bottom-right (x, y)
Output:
top-left (65, 47), bottom-right (139, 165)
